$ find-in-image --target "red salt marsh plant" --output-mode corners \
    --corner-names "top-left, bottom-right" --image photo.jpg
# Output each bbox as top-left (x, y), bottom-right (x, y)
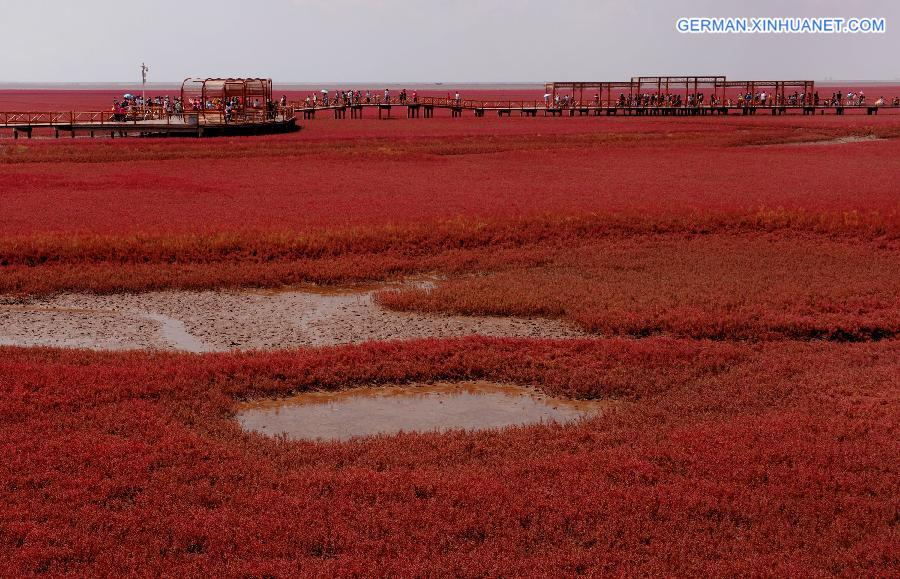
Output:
top-left (1, 114), bottom-right (897, 297)
top-left (0, 338), bottom-right (897, 576)
top-left (2, 116), bottom-right (899, 236)
top-left (1, 117), bottom-right (897, 345)
top-left (375, 233), bottom-right (900, 342)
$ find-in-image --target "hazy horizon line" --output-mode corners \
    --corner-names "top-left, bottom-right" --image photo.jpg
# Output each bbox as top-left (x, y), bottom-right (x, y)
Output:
top-left (2, 79), bottom-right (899, 90)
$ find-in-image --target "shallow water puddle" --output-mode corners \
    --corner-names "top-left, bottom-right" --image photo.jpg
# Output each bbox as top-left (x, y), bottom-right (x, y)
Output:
top-left (140, 312), bottom-right (211, 353)
top-left (235, 381), bottom-right (609, 441)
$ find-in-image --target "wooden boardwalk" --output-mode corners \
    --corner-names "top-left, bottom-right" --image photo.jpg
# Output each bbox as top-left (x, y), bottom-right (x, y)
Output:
top-left (1, 100), bottom-right (896, 139)
top-left (295, 75), bottom-right (896, 119)
top-left (0, 110), bottom-right (297, 138)
top-left (294, 97), bottom-right (897, 120)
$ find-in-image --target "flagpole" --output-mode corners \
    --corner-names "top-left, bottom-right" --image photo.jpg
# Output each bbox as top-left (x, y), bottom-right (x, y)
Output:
top-left (141, 63), bottom-right (149, 105)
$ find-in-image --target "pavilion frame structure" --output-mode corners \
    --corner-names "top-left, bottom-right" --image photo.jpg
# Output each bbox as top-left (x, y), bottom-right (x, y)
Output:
top-left (720, 80), bottom-right (816, 105)
top-left (181, 78), bottom-right (273, 121)
top-left (544, 81), bottom-right (634, 107)
top-left (546, 76), bottom-right (815, 107)
top-left (632, 76), bottom-right (727, 106)
top-left (546, 76), bottom-right (727, 107)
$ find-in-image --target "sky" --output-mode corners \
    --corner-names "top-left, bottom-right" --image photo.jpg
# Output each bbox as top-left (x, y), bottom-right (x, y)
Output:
top-left (1, 0), bottom-right (898, 83)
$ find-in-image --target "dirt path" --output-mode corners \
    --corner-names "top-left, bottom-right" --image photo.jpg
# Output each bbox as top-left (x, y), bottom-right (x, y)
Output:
top-left (0, 285), bottom-right (586, 352)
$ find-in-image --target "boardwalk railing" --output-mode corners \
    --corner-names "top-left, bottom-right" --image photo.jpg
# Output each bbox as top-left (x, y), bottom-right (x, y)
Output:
top-left (0, 107), bottom-right (296, 128)
top-left (0, 112), bottom-right (80, 126)
top-left (418, 98), bottom-right (546, 110)
top-left (289, 96), bottom-right (899, 112)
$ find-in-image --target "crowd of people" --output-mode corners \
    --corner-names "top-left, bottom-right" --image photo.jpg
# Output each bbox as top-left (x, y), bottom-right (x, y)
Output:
top-left (113, 88), bottom-right (899, 118)
top-left (110, 94), bottom-right (182, 121)
top-left (111, 94), bottom-right (289, 122)
top-left (542, 89), bottom-right (898, 109)
top-left (293, 87), bottom-right (900, 112)
top-left (609, 92), bottom-right (722, 108)
top-left (303, 88), bottom-right (434, 108)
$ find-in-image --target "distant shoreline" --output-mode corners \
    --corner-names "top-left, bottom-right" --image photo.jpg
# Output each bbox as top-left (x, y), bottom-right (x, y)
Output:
top-left (1, 80), bottom-right (899, 91)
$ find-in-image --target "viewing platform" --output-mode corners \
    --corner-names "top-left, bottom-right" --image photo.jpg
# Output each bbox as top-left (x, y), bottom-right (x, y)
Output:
top-left (0, 110), bottom-right (297, 138)
top-left (0, 77), bottom-right (299, 138)
top-left (289, 99), bottom-right (894, 120)
top-left (291, 76), bottom-right (898, 119)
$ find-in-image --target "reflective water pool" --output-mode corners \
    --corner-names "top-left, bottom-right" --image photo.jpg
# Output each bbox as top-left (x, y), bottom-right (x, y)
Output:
top-left (235, 381), bottom-right (609, 441)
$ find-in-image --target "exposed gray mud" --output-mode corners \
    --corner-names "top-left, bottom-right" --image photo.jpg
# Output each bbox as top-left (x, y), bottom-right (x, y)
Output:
top-left (0, 284), bottom-right (586, 352)
top-left (765, 134), bottom-right (886, 147)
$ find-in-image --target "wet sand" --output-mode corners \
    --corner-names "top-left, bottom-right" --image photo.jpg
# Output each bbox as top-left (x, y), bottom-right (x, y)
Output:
top-left (235, 381), bottom-right (612, 441)
top-left (0, 285), bottom-right (585, 352)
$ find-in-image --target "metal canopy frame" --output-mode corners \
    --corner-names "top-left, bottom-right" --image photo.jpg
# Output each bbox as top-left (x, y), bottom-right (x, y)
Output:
top-left (632, 76), bottom-right (726, 106)
top-left (721, 80), bottom-right (816, 105)
top-left (181, 78), bottom-right (273, 118)
top-left (546, 76), bottom-right (814, 108)
top-left (544, 81), bottom-right (634, 107)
